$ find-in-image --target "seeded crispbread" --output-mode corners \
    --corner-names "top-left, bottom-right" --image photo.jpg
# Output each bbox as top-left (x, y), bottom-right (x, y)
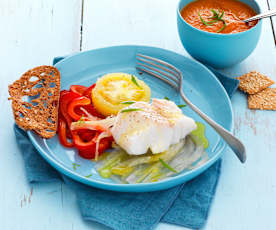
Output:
top-left (237, 71), bottom-right (274, 94)
top-left (8, 66), bottom-right (60, 138)
top-left (248, 88), bottom-right (276, 110)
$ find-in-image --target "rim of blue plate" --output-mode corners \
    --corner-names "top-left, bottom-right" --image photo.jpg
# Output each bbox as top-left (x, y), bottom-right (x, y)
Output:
top-left (27, 45), bottom-right (233, 192)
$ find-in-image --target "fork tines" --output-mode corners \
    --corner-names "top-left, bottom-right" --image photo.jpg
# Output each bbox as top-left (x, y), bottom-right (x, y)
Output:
top-left (136, 54), bottom-right (182, 89)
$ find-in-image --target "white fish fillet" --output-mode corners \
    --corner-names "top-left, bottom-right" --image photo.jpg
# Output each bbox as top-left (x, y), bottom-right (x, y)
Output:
top-left (111, 98), bottom-right (197, 155)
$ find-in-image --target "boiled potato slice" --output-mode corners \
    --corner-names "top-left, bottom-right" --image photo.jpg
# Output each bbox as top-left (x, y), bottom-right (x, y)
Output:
top-left (92, 73), bottom-right (151, 116)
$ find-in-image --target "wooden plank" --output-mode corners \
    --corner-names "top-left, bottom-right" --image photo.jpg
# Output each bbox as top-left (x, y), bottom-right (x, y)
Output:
top-left (1, 0), bottom-right (275, 229)
top-left (82, 0), bottom-right (276, 230)
top-left (207, 0), bottom-right (276, 229)
top-left (81, 0), bottom-right (186, 54)
top-left (267, 0), bottom-right (276, 45)
top-left (0, 0), bottom-right (82, 229)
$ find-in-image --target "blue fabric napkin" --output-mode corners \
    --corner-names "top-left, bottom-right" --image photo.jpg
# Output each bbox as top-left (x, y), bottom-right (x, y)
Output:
top-left (13, 56), bottom-right (239, 230)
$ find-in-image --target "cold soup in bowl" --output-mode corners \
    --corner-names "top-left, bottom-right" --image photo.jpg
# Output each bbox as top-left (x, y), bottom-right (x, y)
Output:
top-left (180, 0), bottom-right (257, 34)
top-left (177, 0), bottom-right (262, 68)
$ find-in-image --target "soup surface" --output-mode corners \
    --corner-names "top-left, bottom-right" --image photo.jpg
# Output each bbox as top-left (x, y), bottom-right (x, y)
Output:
top-left (181, 0), bottom-right (257, 34)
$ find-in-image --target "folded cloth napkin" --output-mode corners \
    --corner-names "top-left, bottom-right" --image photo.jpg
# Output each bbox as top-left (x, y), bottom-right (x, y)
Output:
top-left (14, 56), bottom-right (239, 230)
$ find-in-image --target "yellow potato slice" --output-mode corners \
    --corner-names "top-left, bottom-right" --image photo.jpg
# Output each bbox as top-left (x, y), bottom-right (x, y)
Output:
top-left (92, 73), bottom-right (151, 116)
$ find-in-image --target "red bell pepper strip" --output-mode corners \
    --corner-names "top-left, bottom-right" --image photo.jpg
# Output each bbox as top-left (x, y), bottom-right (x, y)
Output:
top-left (58, 118), bottom-right (74, 147)
top-left (59, 90), bottom-right (80, 126)
top-left (83, 84), bottom-right (96, 98)
top-left (78, 138), bottom-right (111, 159)
top-left (74, 104), bottom-right (105, 119)
top-left (58, 84), bottom-right (113, 160)
top-left (77, 129), bottom-right (96, 142)
top-left (72, 131), bottom-right (98, 150)
top-left (58, 108), bottom-right (72, 139)
top-left (67, 96), bottom-right (91, 121)
top-left (72, 131), bottom-right (112, 159)
top-left (78, 137), bottom-right (112, 159)
top-left (70, 85), bottom-right (88, 96)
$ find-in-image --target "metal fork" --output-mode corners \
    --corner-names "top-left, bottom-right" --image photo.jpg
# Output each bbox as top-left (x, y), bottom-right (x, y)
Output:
top-left (136, 54), bottom-right (246, 163)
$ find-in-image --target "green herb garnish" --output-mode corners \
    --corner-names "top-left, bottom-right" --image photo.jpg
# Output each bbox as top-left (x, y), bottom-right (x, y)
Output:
top-left (121, 108), bottom-right (143, 113)
top-left (218, 10), bottom-right (224, 19)
top-left (210, 9), bottom-right (219, 18)
top-left (78, 115), bottom-right (85, 124)
top-left (216, 18), bottom-right (226, 33)
top-left (199, 9), bottom-right (226, 33)
top-left (85, 174), bottom-right (92, 178)
top-left (159, 158), bottom-right (178, 173)
top-left (199, 12), bottom-right (216, 26)
top-left (131, 75), bottom-right (141, 88)
top-left (121, 101), bottom-right (135, 105)
top-left (72, 163), bottom-right (80, 170)
top-left (164, 97), bottom-right (186, 108)
top-left (177, 104), bottom-right (186, 108)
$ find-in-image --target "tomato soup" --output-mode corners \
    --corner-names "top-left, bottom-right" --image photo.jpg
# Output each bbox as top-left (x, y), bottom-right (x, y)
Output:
top-left (180, 0), bottom-right (257, 34)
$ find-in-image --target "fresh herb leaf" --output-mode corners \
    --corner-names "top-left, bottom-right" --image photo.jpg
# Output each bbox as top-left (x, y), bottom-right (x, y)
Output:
top-left (121, 108), bottom-right (143, 113)
top-left (216, 19), bottom-right (226, 33)
top-left (164, 96), bottom-right (170, 100)
top-left (199, 9), bottom-right (227, 33)
top-left (159, 158), bottom-right (178, 173)
top-left (131, 75), bottom-right (141, 88)
top-left (208, 19), bottom-right (219, 24)
top-left (177, 104), bottom-right (186, 108)
top-left (121, 101), bottom-right (135, 105)
top-left (218, 10), bottom-right (224, 19)
top-left (211, 9), bottom-right (218, 18)
top-left (78, 115), bottom-right (85, 124)
top-left (72, 163), bottom-right (80, 170)
top-left (199, 12), bottom-right (217, 26)
top-left (85, 174), bottom-right (92, 178)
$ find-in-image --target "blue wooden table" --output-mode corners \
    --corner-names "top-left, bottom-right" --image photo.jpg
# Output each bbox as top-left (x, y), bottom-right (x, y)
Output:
top-left (1, 0), bottom-right (276, 229)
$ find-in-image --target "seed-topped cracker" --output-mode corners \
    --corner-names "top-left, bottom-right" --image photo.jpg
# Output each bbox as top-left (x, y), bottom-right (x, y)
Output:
top-left (248, 88), bottom-right (276, 110)
top-left (237, 71), bottom-right (274, 94)
top-left (8, 66), bottom-right (60, 138)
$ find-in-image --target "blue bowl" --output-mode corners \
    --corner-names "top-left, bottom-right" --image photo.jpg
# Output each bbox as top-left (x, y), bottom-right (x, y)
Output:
top-left (177, 0), bottom-right (262, 69)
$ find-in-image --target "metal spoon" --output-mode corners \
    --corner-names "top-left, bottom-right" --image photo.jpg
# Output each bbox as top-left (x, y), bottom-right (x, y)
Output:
top-left (243, 8), bottom-right (276, 23)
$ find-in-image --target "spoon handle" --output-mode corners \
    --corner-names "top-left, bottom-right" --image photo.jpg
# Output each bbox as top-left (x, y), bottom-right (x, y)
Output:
top-left (244, 8), bottom-right (276, 23)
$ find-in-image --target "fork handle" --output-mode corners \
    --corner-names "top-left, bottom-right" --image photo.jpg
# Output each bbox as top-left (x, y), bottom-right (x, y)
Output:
top-left (180, 91), bottom-right (246, 163)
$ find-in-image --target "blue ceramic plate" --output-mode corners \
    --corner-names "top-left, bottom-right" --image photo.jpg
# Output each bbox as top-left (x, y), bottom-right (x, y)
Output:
top-left (28, 45), bottom-right (233, 192)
